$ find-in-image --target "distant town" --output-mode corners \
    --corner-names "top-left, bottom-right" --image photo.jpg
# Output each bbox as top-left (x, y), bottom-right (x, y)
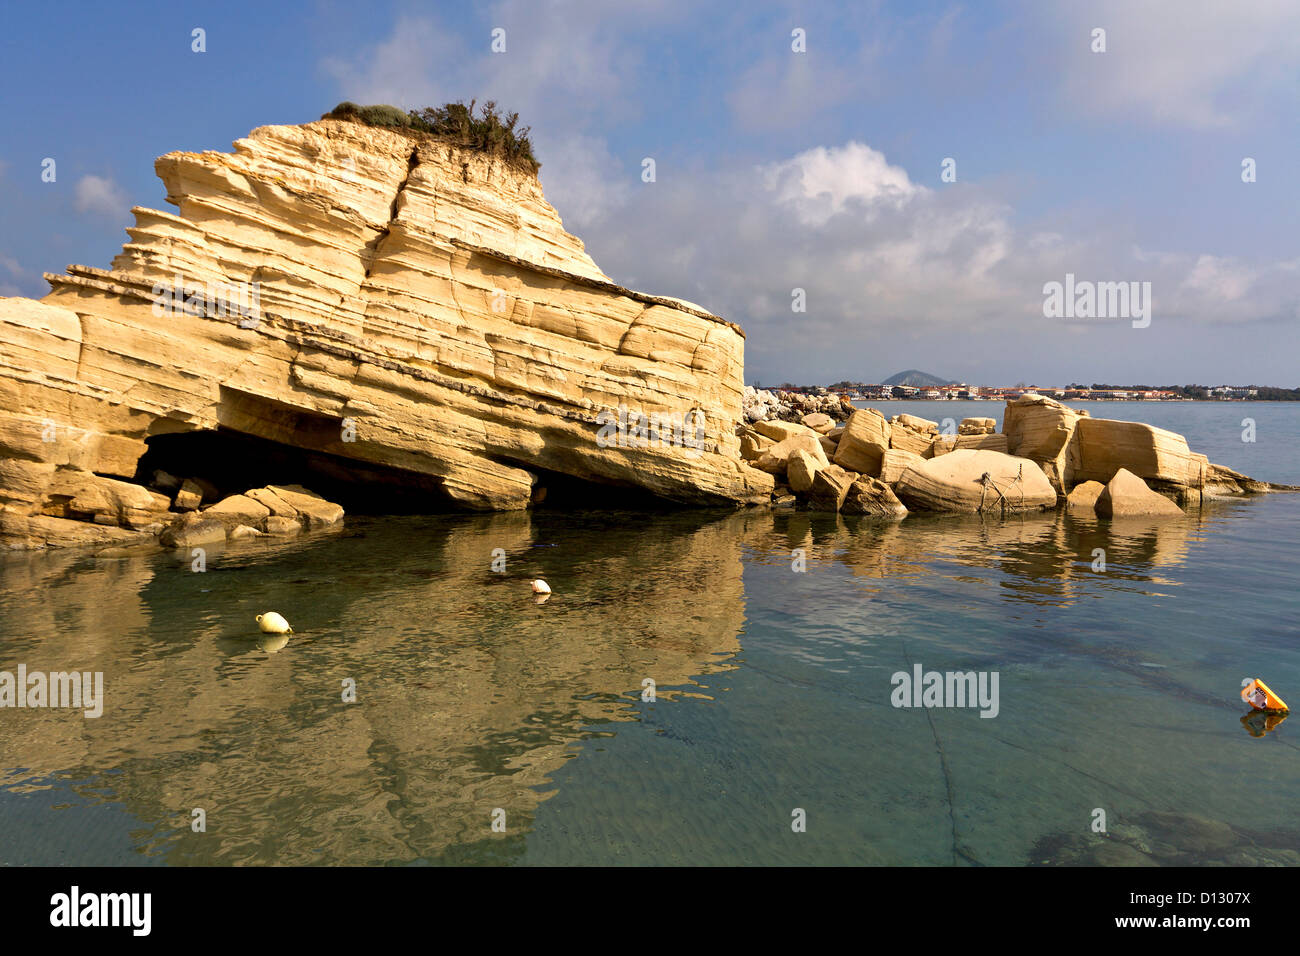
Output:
top-left (754, 380), bottom-right (1300, 402)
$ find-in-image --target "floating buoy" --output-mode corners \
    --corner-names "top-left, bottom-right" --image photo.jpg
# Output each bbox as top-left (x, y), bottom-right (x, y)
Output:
top-left (256, 611), bottom-right (293, 634)
top-left (1241, 678), bottom-right (1288, 713)
top-left (531, 579), bottom-right (551, 594)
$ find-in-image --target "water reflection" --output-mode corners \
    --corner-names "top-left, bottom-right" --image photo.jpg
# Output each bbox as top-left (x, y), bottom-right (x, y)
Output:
top-left (0, 501), bottom-right (1279, 865)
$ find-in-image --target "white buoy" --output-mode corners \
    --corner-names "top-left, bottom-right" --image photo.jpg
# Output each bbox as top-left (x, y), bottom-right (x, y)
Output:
top-left (531, 579), bottom-right (551, 594)
top-left (256, 611), bottom-right (293, 634)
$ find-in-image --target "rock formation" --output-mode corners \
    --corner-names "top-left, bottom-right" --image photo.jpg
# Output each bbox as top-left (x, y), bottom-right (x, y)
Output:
top-left (0, 118), bottom-right (773, 549)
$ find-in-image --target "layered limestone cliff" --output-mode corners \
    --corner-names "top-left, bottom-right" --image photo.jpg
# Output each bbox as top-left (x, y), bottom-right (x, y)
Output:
top-left (0, 119), bottom-right (773, 548)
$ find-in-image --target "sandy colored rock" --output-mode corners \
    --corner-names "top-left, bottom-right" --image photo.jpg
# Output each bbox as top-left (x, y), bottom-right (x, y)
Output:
top-left (1066, 480), bottom-right (1105, 514)
top-left (880, 448), bottom-right (924, 484)
top-left (265, 485), bottom-right (345, 528)
top-left (801, 412), bottom-right (834, 434)
top-left (0, 118), bottom-right (771, 529)
top-left (805, 464), bottom-right (856, 512)
top-left (247, 487), bottom-right (299, 517)
top-left (1002, 394), bottom-right (1082, 492)
top-left (1, 510), bottom-right (150, 551)
top-left (160, 516), bottom-right (228, 549)
top-left (786, 449), bottom-right (820, 493)
top-left (755, 434), bottom-right (829, 475)
top-left (818, 435), bottom-right (838, 457)
top-left (174, 479), bottom-right (204, 511)
top-left (889, 426), bottom-right (933, 457)
top-left (893, 414), bottom-right (938, 435)
top-left (958, 417), bottom-right (996, 435)
top-left (204, 494), bottom-right (272, 528)
top-left (894, 449), bottom-right (1057, 514)
top-left (262, 515), bottom-right (303, 536)
top-left (1094, 469), bottom-right (1184, 518)
top-left (1073, 418), bottom-right (1207, 490)
top-left (739, 430), bottom-right (774, 462)
top-left (833, 409), bottom-right (891, 476)
top-left (841, 476), bottom-right (907, 518)
top-left (753, 419), bottom-right (815, 442)
top-left (955, 433), bottom-right (1008, 454)
top-left (229, 524), bottom-right (266, 540)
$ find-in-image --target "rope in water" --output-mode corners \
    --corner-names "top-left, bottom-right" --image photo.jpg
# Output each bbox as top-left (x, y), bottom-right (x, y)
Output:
top-left (977, 464), bottom-right (1025, 515)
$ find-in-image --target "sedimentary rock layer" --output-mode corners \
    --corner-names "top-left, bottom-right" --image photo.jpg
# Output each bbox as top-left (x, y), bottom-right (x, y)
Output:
top-left (0, 120), bottom-right (773, 546)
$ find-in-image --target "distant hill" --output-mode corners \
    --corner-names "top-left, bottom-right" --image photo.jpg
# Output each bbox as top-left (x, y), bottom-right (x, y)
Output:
top-left (881, 369), bottom-right (958, 388)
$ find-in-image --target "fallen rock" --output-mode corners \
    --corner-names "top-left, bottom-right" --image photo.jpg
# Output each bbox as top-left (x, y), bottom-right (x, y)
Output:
top-left (894, 450), bottom-right (1057, 514)
top-left (753, 419), bottom-right (816, 443)
top-left (739, 430), bottom-right (774, 462)
top-left (203, 494), bottom-right (272, 528)
top-left (0, 510), bottom-right (150, 551)
top-left (1074, 418), bottom-right (1207, 492)
top-left (262, 515), bottom-right (303, 536)
top-left (805, 464), bottom-right (856, 512)
top-left (265, 485), bottom-right (345, 528)
top-left (958, 417), bottom-right (996, 436)
top-left (818, 435), bottom-right (838, 457)
top-left (888, 418), bottom-right (935, 457)
top-left (1095, 469), bottom-right (1184, 518)
top-left (229, 524), bottom-right (267, 540)
top-left (880, 448), bottom-right (923, 484)
top-left (801, 412), bottom-right (835, 434)
top-left (833, 409), bottom-right (891, 476)
top-left (247, 487), bottom-right (299, 517)
top-left (173, 479), bottom-right (204, 511)
top-left (160, 516), bottom-right (228, 549)
top-left (1002, 394), bottom-right (1083, 492)
top-left (786, 449), bottom-right (821, 493)
top-left (756, 434), bottom-right (829, 475)
top-left (841, 477), bottom-right (907, 518)
top-left (1065, 480), bottom-right (1105, 514)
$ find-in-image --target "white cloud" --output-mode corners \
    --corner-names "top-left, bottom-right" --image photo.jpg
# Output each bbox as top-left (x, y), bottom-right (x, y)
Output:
top-left (761, 142), bottom-right (922, 225)
top-left (74, 175), bottom-right (128, 217)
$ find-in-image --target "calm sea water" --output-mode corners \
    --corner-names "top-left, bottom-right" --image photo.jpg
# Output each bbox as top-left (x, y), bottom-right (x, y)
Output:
top-left (1, 401), bottom-right (1297, 866)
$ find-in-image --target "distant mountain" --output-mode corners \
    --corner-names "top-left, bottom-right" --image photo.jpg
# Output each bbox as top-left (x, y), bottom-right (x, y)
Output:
top-left (881, 369), bottom-right (958, 388)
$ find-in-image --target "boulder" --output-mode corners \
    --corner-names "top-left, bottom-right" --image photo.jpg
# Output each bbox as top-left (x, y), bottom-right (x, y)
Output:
top-left (1095, 469), bottom-right (1184, 518)
top-left (753, 419), bottom-right (815, 442)
top-left (955, 433), bottom-right (1008, 454)
top-left (888, 419), bottom-right (935, 457)
top-left (229, 524), bottom-right (266, 540)
top-left (841, 477), bottom-right (907, 518)
top-left (1073, 418), bottom-right (1207, 491)
top-left (832, 409), bottom-right (891, 476)
top-left (801, 412), bottom-right (835, 434)
top-left (160, 515), bottom-right (228, 549)
top-left (756, 434), bottom-right (830, 475)
top-left (38, 472), bottom-right (171, 526)
top-left (894, 449), bottom-right (1057, 513)
top-left (247, 487), bottom-right (299, 517)
top-left (786, 449), bottom-right (821, 493)
top-left (1065, 480), bottom-right (1105, 514)
top-left (818, 435), bottom-right (838, 457)
top-left (958, 417), bottom-right (996, 436)
top-left (262, 515), bottom-right (303, 536)
top-left (173, 479), bottom-right (204, 511)
top-left (265, 485), bottom-right (345, 528)
top-left (893, 414), bottom-right (939, 435)
top-left (880, 448), bottom-right (924, 485)
top-left (203, 494), bottom-right (272, 528)
top-left (805, 464), bottom-right (856, 512)
top-left (1002, 394), bottom-right (1083, 492)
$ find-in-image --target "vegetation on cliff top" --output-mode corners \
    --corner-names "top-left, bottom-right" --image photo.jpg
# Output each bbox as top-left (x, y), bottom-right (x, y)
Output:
top-left (322, 100), bottom-right (539, 173)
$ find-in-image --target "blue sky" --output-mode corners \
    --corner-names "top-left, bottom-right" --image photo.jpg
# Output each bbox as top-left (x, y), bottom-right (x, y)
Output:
top-left (2, 0), bottom-right (1297, 385)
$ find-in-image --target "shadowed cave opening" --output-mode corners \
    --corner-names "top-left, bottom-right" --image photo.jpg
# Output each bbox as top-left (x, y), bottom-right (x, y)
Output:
top-left (133, 428), bottom-right (675, 514)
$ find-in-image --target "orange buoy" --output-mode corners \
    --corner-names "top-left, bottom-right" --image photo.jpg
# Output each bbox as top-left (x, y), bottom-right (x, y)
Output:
top-left (1241, 678), bottom-right (1289, 713)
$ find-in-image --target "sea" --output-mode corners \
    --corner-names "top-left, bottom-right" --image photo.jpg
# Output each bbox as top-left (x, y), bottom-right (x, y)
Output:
top-left (1, 400), bottom-right (1296, 865)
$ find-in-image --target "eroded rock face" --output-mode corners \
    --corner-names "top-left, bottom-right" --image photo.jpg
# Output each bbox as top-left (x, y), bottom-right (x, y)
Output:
top-left (0, 119), bottom-right (772, 549)
top-left (1003, 394), bottom-right (1083, 493)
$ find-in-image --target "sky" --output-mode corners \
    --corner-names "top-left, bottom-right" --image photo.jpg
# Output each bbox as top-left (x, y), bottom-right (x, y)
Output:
top-left (1, 0), bottom-right (1297, 386)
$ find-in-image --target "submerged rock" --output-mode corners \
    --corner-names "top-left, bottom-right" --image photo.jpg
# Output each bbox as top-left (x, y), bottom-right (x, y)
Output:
top-left (1095, 469), bottom-right (1184, 518)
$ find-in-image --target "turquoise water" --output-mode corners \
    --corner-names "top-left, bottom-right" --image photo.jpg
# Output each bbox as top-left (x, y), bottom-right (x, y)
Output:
top-left (1, 402), bottom-right (1297, 865)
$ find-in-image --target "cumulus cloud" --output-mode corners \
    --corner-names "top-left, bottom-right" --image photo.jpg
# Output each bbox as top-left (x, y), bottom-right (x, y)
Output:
top-left (74, 175), bottom-right (128, 217)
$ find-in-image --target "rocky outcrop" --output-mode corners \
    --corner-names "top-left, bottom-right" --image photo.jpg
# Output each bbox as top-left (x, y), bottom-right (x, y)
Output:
top-left (833, 408), bottom-right (891, 476)
top-left (894, 449), bottom-right (1057, 514)
top-left (0, 119), bottom-right (773, 550)
top-left (1002, 394), bottom-right (1084, 493)
top-left (841, 476), bottom-right (907, 518)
